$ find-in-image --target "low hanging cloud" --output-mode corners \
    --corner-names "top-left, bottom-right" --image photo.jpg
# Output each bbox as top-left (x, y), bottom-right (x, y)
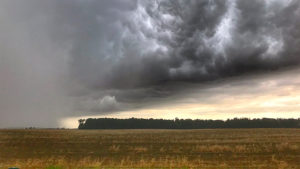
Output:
top-left (75, 96), bottom-right (120, 113)
top-left (1, 0), bottom-right (300, 127)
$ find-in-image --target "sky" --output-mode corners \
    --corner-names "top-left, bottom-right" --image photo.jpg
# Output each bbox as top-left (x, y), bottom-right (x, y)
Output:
top-left (0, 0), bottom-right (300, 128)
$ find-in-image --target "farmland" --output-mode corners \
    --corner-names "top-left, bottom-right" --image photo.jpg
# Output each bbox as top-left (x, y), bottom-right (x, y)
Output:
top-left (0, 129), bottom-right (299, 168)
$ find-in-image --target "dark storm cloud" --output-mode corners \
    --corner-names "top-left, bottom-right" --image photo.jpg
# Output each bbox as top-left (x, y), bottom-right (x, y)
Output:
top-left (1, 0), bottom-right (300, 127)
top-left (63, 0), bottom-right (300, 112)
top-left (66, 0), bottom-right (300, 90)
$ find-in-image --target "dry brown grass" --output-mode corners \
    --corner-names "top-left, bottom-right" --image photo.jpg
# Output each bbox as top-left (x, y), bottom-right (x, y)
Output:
top-left (0, 129), bottom-right (299, 168)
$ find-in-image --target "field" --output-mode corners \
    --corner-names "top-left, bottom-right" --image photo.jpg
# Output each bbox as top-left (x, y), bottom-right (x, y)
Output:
top-left (0, 129), bottom-right (299, 169)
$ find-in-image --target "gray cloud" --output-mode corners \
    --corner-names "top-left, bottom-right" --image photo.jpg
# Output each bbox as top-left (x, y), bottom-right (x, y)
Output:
top-left (68, 0), bottom-right (300, 110)
top-left (1, 0), bottom-right (300, 127)
top-left (75, 95), bottom-right (120, 113)
top-left (67, 0), bottom-right (300, 89)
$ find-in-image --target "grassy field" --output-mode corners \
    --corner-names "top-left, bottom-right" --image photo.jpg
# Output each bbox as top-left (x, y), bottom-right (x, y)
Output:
top-left (0, 129), bottom-right (299, 169)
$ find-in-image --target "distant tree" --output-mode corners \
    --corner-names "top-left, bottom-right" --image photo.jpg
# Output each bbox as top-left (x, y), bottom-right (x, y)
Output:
top-left (78, 119), bottom-right (86, 129)
top-left (78, 117), bottom-right (300, 129)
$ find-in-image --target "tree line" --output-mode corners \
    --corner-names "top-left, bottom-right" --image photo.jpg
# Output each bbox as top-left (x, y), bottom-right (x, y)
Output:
top-left (78, 117), bottom-right (300, 129)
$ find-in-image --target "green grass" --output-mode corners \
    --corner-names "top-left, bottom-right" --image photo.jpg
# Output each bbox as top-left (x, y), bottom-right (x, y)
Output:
top-left (0, 129), bottom-right (299, 168)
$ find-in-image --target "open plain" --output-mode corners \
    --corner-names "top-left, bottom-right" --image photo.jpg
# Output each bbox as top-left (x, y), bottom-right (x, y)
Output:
top-left (0, 129), bottom-right (299, 169)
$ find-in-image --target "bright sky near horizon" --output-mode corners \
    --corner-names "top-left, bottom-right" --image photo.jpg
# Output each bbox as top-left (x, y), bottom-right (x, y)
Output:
top-left (61, 68), bottom-right (300, 128)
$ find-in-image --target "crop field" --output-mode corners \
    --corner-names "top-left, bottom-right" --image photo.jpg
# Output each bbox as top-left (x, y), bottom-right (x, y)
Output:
top-left (0, 129), bottom-right (299, 169)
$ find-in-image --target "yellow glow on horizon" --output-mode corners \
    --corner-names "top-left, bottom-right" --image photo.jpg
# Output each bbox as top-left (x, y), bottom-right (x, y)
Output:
top-left (60, 69), bottom-right (300, 128)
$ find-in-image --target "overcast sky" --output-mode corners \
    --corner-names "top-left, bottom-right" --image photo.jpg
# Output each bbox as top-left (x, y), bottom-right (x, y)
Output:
top-left (1, 0), bottom-right (300, 128)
